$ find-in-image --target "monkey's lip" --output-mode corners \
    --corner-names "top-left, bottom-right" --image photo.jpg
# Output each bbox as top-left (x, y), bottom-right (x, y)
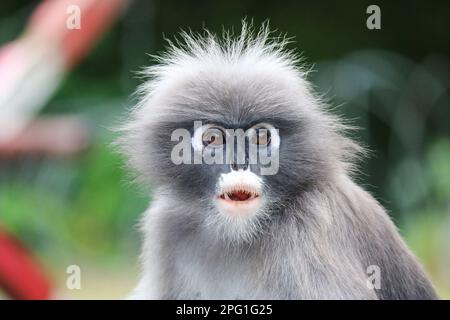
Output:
top-left (217, 187), bottom-right (261, 204)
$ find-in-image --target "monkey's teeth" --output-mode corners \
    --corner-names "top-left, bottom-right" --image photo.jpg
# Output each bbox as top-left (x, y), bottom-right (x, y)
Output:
top-left (218, 186), bottom-right (261, 202)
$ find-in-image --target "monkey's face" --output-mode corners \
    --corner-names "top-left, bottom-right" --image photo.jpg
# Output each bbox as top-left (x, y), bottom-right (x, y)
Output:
top-left (132, 65), bottom-right (337, 242)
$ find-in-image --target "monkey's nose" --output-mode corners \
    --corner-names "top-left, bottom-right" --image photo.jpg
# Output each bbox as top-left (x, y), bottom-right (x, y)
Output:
top-left (230, 161), bottom-right (248, 171)
top-left (230, 136), bottom-right (249, 171)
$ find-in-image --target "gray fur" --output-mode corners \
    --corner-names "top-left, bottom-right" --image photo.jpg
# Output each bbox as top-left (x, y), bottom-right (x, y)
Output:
top-left (118, 23), bottom-right (438, 300)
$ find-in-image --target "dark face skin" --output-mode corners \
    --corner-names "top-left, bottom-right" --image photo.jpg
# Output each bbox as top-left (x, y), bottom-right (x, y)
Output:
top-left (144, 78), bottom-right (331, 214)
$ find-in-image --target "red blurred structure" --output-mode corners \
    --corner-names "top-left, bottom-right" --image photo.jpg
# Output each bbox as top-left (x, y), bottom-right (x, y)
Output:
top-left (0, 228), bottom-right (52, 300)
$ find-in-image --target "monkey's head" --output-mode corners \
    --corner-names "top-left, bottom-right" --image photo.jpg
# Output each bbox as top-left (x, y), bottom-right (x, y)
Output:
top-left (119, 24), bottom-right (361, 243)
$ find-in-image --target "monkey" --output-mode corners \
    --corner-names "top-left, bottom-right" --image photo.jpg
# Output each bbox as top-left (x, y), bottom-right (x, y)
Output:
top-left (118, 23), bottom-right (438, 300)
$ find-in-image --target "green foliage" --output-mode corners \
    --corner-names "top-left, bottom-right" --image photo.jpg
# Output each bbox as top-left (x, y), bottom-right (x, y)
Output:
top-left (1, 135), bottom-right (147, 265)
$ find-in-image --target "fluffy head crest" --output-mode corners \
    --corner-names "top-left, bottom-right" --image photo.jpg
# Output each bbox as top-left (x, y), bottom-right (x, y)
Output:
top-left (135, 22), bottom-right (307, 102)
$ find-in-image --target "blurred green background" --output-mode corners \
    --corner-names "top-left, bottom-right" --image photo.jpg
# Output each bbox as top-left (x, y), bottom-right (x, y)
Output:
top-left (0, 0), bottom-right (449, 299)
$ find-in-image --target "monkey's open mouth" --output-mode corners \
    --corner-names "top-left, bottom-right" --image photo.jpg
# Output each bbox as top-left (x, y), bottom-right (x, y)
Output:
top-left (215, 171), bottom-right (263, 213)
top-left (218, 187), bottom-right (260, 203)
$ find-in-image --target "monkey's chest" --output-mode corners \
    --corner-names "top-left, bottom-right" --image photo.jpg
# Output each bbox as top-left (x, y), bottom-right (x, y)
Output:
top-left (172, 248), bottom-right (272, 299)
top-left (170, 242), bottom-right (376, 300)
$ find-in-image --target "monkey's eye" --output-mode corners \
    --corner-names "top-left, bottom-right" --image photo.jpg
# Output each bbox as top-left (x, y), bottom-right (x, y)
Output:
top-left (192, 124), bottom-right (225, 152)
top-left (249, 128), bottom-right (271, 146)
top-left (202, 127), bottom-right (224, 147)
top-left (248, 123), bottom-right (277, 146)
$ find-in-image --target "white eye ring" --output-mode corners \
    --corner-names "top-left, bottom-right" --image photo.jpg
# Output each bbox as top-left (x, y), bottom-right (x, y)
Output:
top-left (192, 124), bottom-right (225, 152)
top-left (247, 123), bottom-right (280, 150)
